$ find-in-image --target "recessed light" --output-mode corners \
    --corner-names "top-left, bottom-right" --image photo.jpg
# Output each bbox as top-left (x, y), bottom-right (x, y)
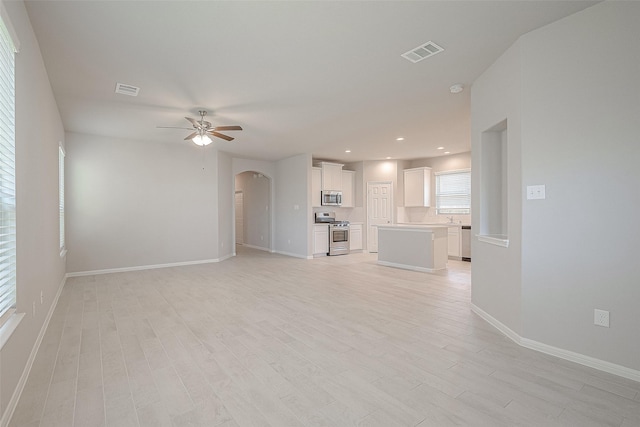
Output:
top-left (444, 151), bottom-right (450, 154)
top-left (345, 150), bottom-right (351, 153)
top-left (386, 157), bottom-right (392, 159)
top-left (437, 146), bottom-right (444, 150)
top-left (396, 137), bottom-right (404, 141)
top-left (449, 83), bottom-right (464, 94)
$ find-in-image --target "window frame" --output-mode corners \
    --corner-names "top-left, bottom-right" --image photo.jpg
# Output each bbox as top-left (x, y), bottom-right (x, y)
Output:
top-left (435, 169), bottom-right (471, 215)
top-left (0, 0), bottom-right (21, 337)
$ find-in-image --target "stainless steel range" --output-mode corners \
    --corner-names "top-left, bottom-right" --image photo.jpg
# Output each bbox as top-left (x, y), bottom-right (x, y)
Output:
top-left (315, 212), bottom-right (350, 256)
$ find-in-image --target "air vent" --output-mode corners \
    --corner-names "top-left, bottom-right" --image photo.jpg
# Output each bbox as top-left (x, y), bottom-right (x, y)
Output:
top-left (114, 83), bottom-right (140, 96)
top-left (401, 41), bottom-right (444, 63)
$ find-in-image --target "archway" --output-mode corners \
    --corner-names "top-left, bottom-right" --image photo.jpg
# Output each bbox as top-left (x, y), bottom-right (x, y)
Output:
top-left (234, 171), bottom-right (272, 253)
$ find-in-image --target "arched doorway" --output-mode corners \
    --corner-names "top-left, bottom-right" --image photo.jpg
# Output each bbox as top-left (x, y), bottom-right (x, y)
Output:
top-left (234, 171), bottom-right (271, 253)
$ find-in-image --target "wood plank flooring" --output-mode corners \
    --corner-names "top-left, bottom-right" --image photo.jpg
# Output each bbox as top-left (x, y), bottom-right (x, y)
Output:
top-left (9, 247), bottom-right (640, 426)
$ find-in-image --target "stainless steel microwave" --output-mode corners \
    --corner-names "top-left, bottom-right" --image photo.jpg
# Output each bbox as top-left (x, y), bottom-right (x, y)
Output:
top-left (321, 190), bottom-right (342, 206)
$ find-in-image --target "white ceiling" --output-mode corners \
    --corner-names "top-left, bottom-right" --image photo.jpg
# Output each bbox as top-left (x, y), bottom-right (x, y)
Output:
top-left (24, 0), bottom-right (597, 163)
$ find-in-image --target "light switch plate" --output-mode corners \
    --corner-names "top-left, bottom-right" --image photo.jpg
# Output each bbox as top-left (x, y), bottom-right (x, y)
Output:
top-left (526, 185), bottom-right (546, 200)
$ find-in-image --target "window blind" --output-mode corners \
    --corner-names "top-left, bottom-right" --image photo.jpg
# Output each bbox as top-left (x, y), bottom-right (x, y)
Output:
top-left (0, 12), bottom-right (17, 324)
top-left (435, 170), bottom-right (471, 215)
top-left (59, 146), bottom-right (65, 251)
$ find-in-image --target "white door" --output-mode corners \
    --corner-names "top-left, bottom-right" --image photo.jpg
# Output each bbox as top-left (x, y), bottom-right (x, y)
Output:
top-left (235, 191), bottom-right (244, 245)
top-left (367, 182), bottom-right (392, 253)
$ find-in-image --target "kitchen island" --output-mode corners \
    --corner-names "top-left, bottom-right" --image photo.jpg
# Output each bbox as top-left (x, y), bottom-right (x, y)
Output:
top-left (377, 224), bottom-right (448, 272)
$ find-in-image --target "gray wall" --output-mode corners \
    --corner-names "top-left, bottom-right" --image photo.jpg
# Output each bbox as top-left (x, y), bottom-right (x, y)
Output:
top-left (275, 153), bottom-right (311, 257)
top-left (519, 2), bottom-right (640, 370)
top-left (472, 1), bottom-right (640, 371)
top-left (217, 150), bottom-right (233, 260)
top-left (235, 171), bottom-right (271, 251)
top-left (1, 0), bottom-right (66, 420)
top-left (66, 133), bottom-right (222, 272)
top-left (471, 38), bottom-right (523, 335)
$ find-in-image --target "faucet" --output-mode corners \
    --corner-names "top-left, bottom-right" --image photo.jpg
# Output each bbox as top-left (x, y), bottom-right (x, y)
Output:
top-left (447, 216), bottom-right (454, 224)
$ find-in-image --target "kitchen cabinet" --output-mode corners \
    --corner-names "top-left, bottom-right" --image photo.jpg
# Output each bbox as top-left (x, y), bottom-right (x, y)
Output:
top-left (448, 226), bottom-right (461, 258)
top-left (404, 167), bottom-right (432, 207)
top-left (313, 224), bottom-right (329, 255)
top-left (341, 170), bottom-right (355, 207)
top-left (312, 167), bottom-right (322, 207)
top-left (319, 162), bottom-right (343, 191)
top-left (349, 224), bottom-right (363, 251)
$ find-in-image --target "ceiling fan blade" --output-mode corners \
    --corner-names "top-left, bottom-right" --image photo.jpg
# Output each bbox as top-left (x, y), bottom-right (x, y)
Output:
top-left (156, 126), bottom-right (193, 130)
top-left (184, 131), bottom-right (198, 140)
top-left (185, 117), bottom-right (201, 129)
top-left (210, 131), bottom-right (234, 141)
top-left (214, 125), bottom-right (243, 131)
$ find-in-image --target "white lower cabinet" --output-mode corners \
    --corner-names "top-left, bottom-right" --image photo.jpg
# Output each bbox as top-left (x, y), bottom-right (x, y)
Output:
top-left (448, 226), bottom-right (461, 258)
top-left (313, 224), bottom-right (329, 255)
top-left (350, 224), bottom-right (363, 251)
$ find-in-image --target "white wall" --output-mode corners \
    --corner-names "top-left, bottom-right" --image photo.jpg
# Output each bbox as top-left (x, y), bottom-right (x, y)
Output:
top-left (472, 1), bottom-right (640, 373)
top-left (519, 2), bottom-right (640, 371)
top-left (471, 39), bottom-right (523, 335)
top-left (275, 153), bottom-right (310, 258)
top-left (1, 0), bottom-right (66, 420)
top-left (66, 133), bottom-right (222, 272)
top-left (235, 171), bottom-right (271, 251)
top-left (217, 150), bottom-right (233, 260)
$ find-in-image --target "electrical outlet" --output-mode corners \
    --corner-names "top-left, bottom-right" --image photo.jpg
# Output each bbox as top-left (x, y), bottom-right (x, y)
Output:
top-left (526, 185), bottom-right (546, 200)
top-left (594, 309), bottom-right (610, 327)
top-left (40, 290), bottom-right (44, 304)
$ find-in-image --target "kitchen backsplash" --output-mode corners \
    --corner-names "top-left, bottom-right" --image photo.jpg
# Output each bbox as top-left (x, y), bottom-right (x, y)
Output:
top-left (397, 207), bottom-right (470, 225)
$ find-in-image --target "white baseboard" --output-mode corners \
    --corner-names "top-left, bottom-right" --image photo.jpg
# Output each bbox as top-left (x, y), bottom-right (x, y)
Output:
top-left (471, 303), bottom-right (640, 383)
top-left (377, 260), bottom-right (442, 273)
top-left (66, 258), bottom-right (220, 277)
top-left (274, 250), bottom-right (312, 260)
top-left (242, 244), bottom-right (271, 252)
top-left (1, 275), bottom-right (66, 427)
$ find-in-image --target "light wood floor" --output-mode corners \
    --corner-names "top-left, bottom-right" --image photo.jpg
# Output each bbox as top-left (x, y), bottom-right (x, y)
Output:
top-left (9, 247), bottom-right (640, 426)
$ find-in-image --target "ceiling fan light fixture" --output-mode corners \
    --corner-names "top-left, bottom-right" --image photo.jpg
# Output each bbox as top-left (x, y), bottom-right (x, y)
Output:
top-left (192, 134), bottom-right (212, 146)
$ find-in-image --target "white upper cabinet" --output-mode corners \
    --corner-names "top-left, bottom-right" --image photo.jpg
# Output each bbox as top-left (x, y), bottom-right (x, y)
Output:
top-left (311, 167), bottom-right (322, 207)
top-left (319, 162), bottom-right (343, 191)
top-left (404, 167), bottom-right (432, 207)
top-left (341, 170), bottom-right (355, 207)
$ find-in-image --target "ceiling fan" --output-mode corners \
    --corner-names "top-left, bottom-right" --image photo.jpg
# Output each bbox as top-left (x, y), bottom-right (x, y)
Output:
top-left (157, 110), bottom-right (242, 146)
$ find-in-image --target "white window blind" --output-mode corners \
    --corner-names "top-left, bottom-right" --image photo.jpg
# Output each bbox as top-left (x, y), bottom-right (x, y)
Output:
top-left (59, 146), bottom-right (65, 251)
top-left (435, 169), bottom-right (471, 215)
top-left (0, 10), bottom-right (17, 325)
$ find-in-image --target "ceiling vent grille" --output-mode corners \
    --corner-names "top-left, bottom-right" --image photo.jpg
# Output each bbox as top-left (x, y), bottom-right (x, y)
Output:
top-left (115, 83), bottom-right (140, 96)
top-left (401, 41), bottom-right (444, 63)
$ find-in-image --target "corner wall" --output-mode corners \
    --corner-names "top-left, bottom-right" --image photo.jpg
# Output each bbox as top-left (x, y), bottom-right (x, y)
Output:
top-left (519, 2), bottom-right (640, 371)
top-left (471, 1), bottom-right (640, 374)
top-left (66, 133), bottom-right (221, 273)
top-left (275, 153), bottom-right (311, 258)
top-left (1, 0), bottom-right (66, 421)
top-left (470, 40), bottom-right (523, 335)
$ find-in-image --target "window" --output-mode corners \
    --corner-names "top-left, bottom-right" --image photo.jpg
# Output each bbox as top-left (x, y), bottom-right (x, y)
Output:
top-left (0, 7), bottom-right (18, 328)
top-left (435, 169), bottom-right (471, 215)
top-left (59, 146), bottom-right (65, 253)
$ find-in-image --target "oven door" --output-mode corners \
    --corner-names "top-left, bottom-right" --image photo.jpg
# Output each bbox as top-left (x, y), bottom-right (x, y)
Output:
top-left (329, 226), bottom-right (349, 255)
